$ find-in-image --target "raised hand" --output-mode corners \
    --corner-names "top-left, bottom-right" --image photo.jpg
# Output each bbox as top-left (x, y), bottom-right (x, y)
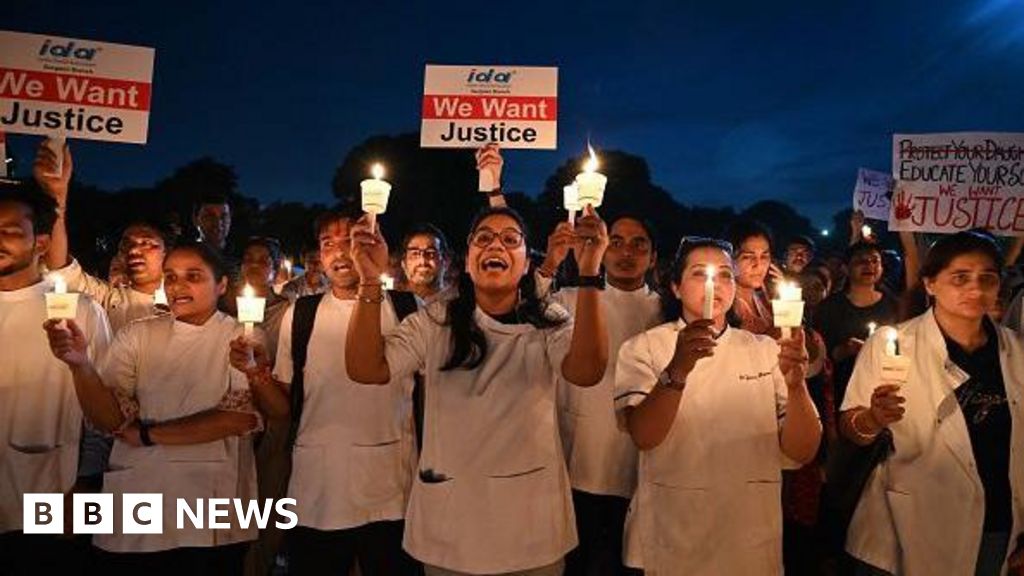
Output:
top-left (42, 318), bottom-right (89, 367)
top-left (573, 204), bottom-right (609, 276)
top-left (349, 214), bottom-right (389, 282)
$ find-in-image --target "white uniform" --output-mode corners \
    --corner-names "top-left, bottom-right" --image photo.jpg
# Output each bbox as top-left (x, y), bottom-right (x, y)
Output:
top-left (842, 310), bottom-right (1024, 575)
top-left (94, 312), bottom-right (259, 552)
top-left (545, 281), bottom-right (662, 498)
top-left (383, 301), bottom-right (577, 574)
top-left (0, 279), bottom-right (111, 533)
top-left (273, 292), bottom-right (416, 531)
top-left (615, 321), bottom-right (800, 576)
top-left (59, 258), bottom-right (159, 334)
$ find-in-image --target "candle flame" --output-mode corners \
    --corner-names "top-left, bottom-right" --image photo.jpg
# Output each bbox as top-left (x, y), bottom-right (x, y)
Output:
top-left (705, 265), bottom-right (716, 281)
top-left (778, 281), bottom-right (802, 301)
top-left (867, 321), bottom-right (877, 335)
top-left (885, 327), bottom-right (898, 344)
top-left (861, 224), bottom-right (873, 238)
top-left (371, 163), bottom-right (385, 180)
top-left (583, 144), bottom-right (599, 173)
top-left (52, 273), bottom-right (67, 294)
top-left (242, 283), bottom-right (255, 298)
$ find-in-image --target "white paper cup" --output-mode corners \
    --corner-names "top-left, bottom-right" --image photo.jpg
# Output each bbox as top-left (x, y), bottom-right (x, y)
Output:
top-left (45, 293), bottom-right (79, 320)
top-left (575, 172), bottom-right (607, 208)
top-left (361, 180), bottom-right (392, 214)
top-left (880, 355), bottom-right (911, 388)
top-left (771, 299), bottom-right (805, 329)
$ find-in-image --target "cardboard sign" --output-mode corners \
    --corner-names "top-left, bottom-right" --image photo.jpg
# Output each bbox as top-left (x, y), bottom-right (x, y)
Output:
top-left (0, 31), bottom-right (154, 144)
top-left (421, 65), bottom-right (558, 149)
top-left (890, 132), bottom-right (1024, 236)
top-left (852, 168), bottom-right (892, 221)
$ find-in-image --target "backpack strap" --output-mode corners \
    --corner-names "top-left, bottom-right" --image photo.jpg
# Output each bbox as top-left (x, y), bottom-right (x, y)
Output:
top-left (287, 293), bottom-right (325, 449)
top-left (387, 290), bottom-right (425, 449)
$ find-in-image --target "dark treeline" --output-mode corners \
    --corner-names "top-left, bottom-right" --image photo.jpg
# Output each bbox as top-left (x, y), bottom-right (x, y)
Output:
top-left (18, 132), bottom-right (879, 274)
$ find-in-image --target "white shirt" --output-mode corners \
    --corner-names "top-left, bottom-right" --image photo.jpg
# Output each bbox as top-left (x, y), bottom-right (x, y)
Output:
top-left (548, 282), bottom-right (662, 498)
top-left (94, 312), bottom-right (258, 552)
top-left (273, 292), bottom-right (416, 531)
top-left (614, 321), bottom-right (798, 576)
top-left (59, 258), bottom-right (160, 334)
top-left (0, 279), bottom-right (111, 533)
top-left (383, 300), bottom-right (577, 574)
top-left (842, 310), bottom-right (1024, 575)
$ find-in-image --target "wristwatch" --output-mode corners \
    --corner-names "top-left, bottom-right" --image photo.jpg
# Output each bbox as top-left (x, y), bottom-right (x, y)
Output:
top-left (577, 275), bottom-right (605, 289)
top-left (657, 369), bottom-right (686, 391)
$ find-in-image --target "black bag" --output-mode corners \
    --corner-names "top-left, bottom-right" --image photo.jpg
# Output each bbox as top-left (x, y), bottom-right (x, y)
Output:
top-left (286, 291), bottom-right (421, 449)
top-left (823, 428), bottom-right (894, 534)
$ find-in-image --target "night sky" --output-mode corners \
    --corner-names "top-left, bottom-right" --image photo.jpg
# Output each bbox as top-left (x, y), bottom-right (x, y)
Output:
top-left (5, 0), bottom-right (1024, 227)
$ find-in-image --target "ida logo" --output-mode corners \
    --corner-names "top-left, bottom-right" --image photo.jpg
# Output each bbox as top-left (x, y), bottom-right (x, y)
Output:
top-left (466, 68), bottom-right (515, 83)
top-left (39, 39), bottom-right (102, 61)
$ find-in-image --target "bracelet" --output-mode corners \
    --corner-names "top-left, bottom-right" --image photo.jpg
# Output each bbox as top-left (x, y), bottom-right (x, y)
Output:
top-left (139, 421), bottom-right (155, 446)
top-left (577, 275), bottom-right (605, 289)
top-left (850, 409), bottom-right (880, 441)
top-left (358, 293), bottom-right (385, 304)
top-left (486, 188), bottom-right (503, 197)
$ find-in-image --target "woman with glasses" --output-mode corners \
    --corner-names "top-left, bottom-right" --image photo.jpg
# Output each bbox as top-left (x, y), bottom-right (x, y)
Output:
top-left (346, 206), bottom-right (609, 575)
top-left (840, 232), bottom-right (1024, 575)
top-left (615, 237), bottom-right (822, 575)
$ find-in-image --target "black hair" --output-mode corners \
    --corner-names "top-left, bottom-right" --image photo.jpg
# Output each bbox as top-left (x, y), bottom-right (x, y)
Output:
top-left (845, 240), bottom-right (882, 263)
top-left (787, 234), bottom-right (816, 253)
top-left (0, 181), bottom-right (58, 236)
top-left (919, 231), bottom-right (1003, 280)
top-left (244, 236), bottom-right (283, 269)
top-left (607, 212), bottom-right (658, 255)
top-left (400, 223), bottom-right (451, 258)
top-left (120, 220), bottom-right (173, 250)
top-left (313, 204), bottom-right (364, 239)
top-left (659, 236), bottom-right (740, 326)
top-left (192, 190), bottom-right (229, 214)
top-left (166, 241), bottom-right (230, 283)
top-left (727, 218), bottom-right (774, 255)
top-left (441, 206), bottom-right (564, 371)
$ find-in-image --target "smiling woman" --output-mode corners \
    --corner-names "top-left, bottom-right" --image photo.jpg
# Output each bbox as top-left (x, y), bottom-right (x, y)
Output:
top-left (345, 205), bottom-right (610, 574)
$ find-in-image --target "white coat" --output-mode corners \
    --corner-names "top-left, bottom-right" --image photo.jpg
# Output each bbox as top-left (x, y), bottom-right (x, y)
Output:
top-left (615, 321), bottom-right (801, 576)
top-left (842, 309), bottom-right (1024, 575)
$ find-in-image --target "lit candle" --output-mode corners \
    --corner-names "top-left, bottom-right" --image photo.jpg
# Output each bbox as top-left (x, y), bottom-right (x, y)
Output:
top-left (867, 321), bottom-right (877, 337)
top-left (881, 327), bottom-right (911, 388)
top-left (283, 258), bottom-right (293, 278)
top-left (380, 273), bottom-right (395, 291)
top-left (861, 224), bottom-right (873, 239)
top-left (45, 273), bottom-right (79, 321)
top-left (702, 265), bottom-right (716, 319)
top-left (154, 280), bottom-right (169, 308)
top-left (574, 144), bottom-right (607, 208)
top-left (563, 183), bottom-right (581, 227)
top-left (236, 283), bottom-right (266, 339)
top-left (360, 163), bottom-right (392, 234)
top-left (772, 281), bottom-right (805, 339)
top-left (884, 327), bottom-right (898, 357)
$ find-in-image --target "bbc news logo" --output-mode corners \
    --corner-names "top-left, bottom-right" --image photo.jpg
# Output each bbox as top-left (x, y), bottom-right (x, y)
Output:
top-left (24, 494), bottom-right (298, 534)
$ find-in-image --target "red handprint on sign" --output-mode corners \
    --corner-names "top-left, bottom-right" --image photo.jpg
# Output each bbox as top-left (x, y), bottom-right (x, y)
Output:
top-left (893, 187), bottom-right (914, 221)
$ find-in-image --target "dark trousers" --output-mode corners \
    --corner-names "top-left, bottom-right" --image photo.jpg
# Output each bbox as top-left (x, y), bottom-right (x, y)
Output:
top-left (0, 531), bottom-right (91, 576)
top-left (287, 521), bottom-right (419, 576)
top-left (564, 490), bottom-right (634, 576)
top-left (94, 542), bottom-right (249, 576)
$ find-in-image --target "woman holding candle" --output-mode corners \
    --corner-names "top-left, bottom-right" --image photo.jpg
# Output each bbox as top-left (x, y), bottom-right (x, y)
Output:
top-left (42, 242), bottom-right (276, 575)
top-left (840, 232), bottom-right (1024, 575)
top-left (346, 206), bottom-right (609, 575)
top-left (614, 237), bottom-right (821, 575)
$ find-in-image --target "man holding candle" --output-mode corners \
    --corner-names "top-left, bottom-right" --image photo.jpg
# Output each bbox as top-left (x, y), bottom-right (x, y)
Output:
top-left (0, 183), bottom-right (111, 574)
top-left (35, 140), bottom-right (170, 334)
top-left (536, 214), bottom-right (662, 576)
top-left (234, 207), bottom-right (418, 575)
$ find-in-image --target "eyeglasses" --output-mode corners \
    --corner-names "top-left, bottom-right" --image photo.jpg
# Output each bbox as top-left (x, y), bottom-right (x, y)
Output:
top-left (468, 227), bottom-right (525, 249)
top-left (405, 248), bottom-right (441, 261)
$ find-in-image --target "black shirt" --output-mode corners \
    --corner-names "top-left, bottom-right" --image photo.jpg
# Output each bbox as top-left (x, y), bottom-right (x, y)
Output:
top-left (813, 291), bottom-right (898, 410)
top-left (944, 319), bottom-right (1013, 532)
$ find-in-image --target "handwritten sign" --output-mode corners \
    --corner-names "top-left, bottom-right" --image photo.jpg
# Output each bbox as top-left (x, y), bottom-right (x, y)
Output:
top-left (0, 31), bottom-right (154, 144)
top-left (421, 64), bottom-right (558, 149)
top-left (852, 168), bottom-right (892, 221)
top-left (890, 132), bottom-right (1024, 236)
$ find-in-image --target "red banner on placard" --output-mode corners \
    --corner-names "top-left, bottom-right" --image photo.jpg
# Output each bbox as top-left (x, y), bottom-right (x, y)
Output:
top-left (0, 68), bottom-right (151, 111)
top-left (422, 95), bottom-right (557, 121)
